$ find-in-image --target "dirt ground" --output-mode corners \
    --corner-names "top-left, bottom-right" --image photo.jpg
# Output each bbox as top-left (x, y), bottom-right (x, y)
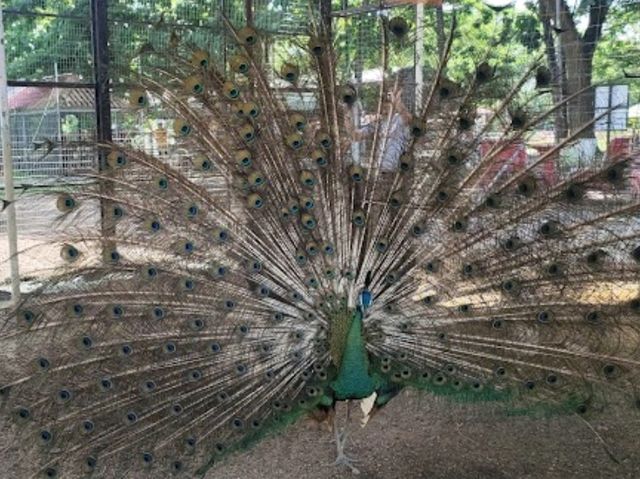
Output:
top-left (205, 391), bottom-right (640, 479)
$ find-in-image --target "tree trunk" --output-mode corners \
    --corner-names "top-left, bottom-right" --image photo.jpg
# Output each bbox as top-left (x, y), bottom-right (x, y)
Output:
top-left (435, 6), bottom-right (445, 58)
top-left (561, 35), bottom-right (596, 139)
top-left (538, 0), bottom-right (568, 141)
top-left (538, 0), bottom-right (610, 140)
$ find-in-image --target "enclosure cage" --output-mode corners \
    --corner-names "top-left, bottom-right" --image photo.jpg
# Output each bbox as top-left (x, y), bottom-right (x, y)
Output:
top-left (0, 0), bottom-right (638, 298)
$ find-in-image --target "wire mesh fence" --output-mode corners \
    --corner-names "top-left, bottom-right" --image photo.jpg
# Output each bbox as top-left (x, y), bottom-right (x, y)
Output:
top-left (0, 0), bottom-right (639, 289)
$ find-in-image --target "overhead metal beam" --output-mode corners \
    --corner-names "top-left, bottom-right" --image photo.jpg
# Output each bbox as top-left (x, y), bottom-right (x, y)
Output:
top-left (8, 80), bottom-right (95, 89)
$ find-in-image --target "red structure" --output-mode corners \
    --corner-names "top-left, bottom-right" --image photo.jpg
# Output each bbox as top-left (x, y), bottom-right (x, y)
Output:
top-left (478, 139), bottom-right (528, 187)
top-left (531, 144), bottom-right (559, 186)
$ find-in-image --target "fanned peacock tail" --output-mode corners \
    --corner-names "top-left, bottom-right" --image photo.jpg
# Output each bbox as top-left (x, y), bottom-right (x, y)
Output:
top-left (1, 8), bottom-right (640, 479)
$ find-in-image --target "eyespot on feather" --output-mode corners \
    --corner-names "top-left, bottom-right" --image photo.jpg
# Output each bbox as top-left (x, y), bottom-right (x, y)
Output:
top-left (60, 244), bottom-right (80, 262)
top-left (475, 62), bottom-right (494, 83)
top-left (56, 194), bottom-right (76, 213)
top-left (237, 26), bottom-right (258, 45)
top-left (173, 119), bottom-right (192, 137)
top-left (239, 124), bottom-right (256, 143)
top-left (129, 88), bottom-right (148, 108)
top-left (289, 113), bottom-right (307, 131)
top-left (107, 150), bottom-right (128, 169)
top-left (229, 54), bottom-right (250, 74)
top-left (280, 63), bottom-right (299, 83)
top-left (183, 74), bottom-right (205, 95)
top-left (191, 49), bottom-right (209, 68)
top-left (388, 16), bottom-right (410, 38)
top-left (222, 81), bottom-right (241, 100)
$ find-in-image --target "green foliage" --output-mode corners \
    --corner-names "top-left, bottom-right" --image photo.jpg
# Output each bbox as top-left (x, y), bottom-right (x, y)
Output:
top-left (592, 4), bottom-right (640, 102)
top-left (443, 0), bottom-right (545, 96)
top-left (3, 0), bottom-right (637, 112)
top-left (4, 1), bottom-right (92, 80)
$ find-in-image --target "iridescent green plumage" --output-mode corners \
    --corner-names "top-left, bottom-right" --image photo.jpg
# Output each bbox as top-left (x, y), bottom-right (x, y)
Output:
top-left (330, 310), bottom-right (378, 400)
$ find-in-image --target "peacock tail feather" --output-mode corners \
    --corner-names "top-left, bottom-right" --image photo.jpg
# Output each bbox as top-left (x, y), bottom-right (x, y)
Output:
top-left (1, 6), bottom-right (639, 478)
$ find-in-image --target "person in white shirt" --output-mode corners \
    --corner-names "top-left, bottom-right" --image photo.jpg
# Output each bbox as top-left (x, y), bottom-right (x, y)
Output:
top-left (346, 88), bottom-right (413, 172)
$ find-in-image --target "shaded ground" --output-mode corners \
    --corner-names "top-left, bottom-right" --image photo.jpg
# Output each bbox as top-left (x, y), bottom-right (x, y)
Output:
top-left (206, 391), bottom-right (640, 479)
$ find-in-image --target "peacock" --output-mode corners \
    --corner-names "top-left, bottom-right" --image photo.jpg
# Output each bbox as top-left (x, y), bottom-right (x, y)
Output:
top-left (1, 5), bottom-right (639, 479)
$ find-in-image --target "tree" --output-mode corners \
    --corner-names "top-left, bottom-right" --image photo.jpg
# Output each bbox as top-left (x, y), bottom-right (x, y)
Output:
top-left (591, 4), bottom-right (640, 102)
top-left (538, 0), bottom-right (611, 140)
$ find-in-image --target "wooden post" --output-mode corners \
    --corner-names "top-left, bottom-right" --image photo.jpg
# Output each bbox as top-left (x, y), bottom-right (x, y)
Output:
top-left (0, 6), bottom-right (21, 304)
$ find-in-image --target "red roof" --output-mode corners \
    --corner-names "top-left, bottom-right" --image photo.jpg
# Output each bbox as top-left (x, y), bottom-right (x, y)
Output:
top-left (8, 74), bottom-right (123, 111)
top-left (9, 85), bottom-right (95, 111)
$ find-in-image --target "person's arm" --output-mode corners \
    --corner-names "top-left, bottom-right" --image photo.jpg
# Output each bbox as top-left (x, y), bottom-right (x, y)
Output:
top-left (390, 89), bottom-right (413, 125)
top-left (343, 106), bottom-right (375, 141)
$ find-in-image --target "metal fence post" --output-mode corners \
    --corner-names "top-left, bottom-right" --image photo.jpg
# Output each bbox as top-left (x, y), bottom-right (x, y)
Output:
top-left (415, 3), bottom-right (424, 112)
top-left (90, 0), bottom-right (115, 249)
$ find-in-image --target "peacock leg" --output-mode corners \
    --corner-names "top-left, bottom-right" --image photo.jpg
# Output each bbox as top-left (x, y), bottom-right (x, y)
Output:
top-left (332, 401), bottom-right (360, 474)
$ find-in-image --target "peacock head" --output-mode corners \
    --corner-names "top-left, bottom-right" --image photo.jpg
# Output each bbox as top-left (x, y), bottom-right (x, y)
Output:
top-left (357, 270), bottom-right (373, 313)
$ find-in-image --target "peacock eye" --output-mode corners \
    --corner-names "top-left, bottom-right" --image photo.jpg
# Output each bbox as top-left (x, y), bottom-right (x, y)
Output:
top-left (190, 318), bottom-right (204, 330)
top-left (38, 357), bottom-right (51, 370)
top-left (537, 311), bottom-right (552, 323)
top-left (40, 429), bottom-right (53, 443)
top-left (86, 456), bottom-right (97, 470)
top-left (231, 418), bottom-right (244, 429)
top-left (16, 407), bottom-right (31, 420)
top-left (58, 389), bottom-right (72, 402)
top-left (82, 420), bottom-right (95, 433)
top-left (100, 378), bottom-right (113, 390)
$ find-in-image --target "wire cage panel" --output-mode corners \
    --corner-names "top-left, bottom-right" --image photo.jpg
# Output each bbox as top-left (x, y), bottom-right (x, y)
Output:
top-left (0, 0), bottom-right (639, 288)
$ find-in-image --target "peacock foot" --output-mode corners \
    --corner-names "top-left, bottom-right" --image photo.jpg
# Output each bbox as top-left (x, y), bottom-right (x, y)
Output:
top-left (333, 453), bottom-right (361, 475)
top-left (331, 421), bottom-right (360, 474)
